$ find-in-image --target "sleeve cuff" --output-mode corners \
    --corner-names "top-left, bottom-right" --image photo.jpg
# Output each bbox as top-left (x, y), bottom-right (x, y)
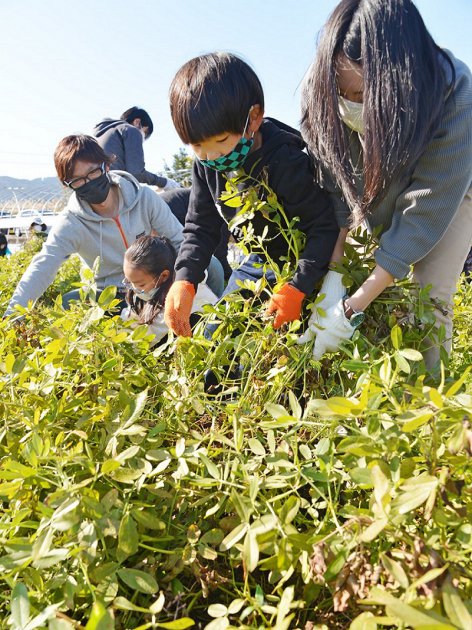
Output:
top-left (374, 247), bottom-right (411, 279)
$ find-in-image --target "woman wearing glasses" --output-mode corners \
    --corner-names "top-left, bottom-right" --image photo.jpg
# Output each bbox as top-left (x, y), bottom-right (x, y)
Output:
top-left (4, 134), bottom-right (185, 316)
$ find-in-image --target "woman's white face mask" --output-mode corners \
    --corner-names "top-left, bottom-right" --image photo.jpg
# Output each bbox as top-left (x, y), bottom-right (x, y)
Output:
top-left (339, 96), bottom-right (364, 135)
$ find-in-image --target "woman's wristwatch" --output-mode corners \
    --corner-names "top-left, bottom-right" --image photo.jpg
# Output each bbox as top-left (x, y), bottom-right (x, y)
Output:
top-left (343, 296), bottom-right (365, 328)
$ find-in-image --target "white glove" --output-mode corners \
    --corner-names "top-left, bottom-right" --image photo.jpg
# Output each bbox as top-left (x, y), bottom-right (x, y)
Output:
top-left (163, 178), bottom-right (181, 190)
top-left (297, 271), bottom-right (345, 344)
top-left (312, 298), bottom-right (357, 360)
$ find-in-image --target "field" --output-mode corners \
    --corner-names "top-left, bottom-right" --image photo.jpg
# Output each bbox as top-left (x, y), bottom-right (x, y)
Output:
top-left (0, 219), bottom-right (471, 629)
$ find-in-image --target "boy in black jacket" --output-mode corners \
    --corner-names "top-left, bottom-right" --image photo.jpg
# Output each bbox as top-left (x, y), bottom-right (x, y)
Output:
top-left (164, 52), bottom-right (339, 337)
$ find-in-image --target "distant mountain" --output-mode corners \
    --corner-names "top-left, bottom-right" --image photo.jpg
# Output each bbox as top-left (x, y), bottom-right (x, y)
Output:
top-left (0, 175), bottom-right (63, 204)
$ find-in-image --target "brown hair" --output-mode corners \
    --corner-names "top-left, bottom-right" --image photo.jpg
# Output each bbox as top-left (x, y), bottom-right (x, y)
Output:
top-left (54, 134), bottom-right (113, 182)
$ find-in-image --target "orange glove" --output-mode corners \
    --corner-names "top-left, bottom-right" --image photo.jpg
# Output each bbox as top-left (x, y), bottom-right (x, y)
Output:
top-left (164, 280), bottom-right (196, 337)
top-left (265, 283), bottom-right (305, 329)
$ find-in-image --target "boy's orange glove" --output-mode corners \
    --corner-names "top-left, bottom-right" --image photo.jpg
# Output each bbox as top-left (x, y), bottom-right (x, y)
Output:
top-left (265, 283), bottom-right (305, 329)
top-left (164, 280), bottom-right (196, 337)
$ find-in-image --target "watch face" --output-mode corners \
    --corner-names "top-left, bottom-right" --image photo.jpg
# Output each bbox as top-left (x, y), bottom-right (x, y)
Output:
top-left (350, 312), bottom-right (365, 328)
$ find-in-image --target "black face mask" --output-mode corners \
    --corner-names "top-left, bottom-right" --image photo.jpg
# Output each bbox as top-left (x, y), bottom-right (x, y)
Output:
top-left (75, 173), bottom-right (111, 205)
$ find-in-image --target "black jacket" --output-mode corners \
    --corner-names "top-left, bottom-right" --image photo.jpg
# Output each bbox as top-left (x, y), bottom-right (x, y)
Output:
top-left (175, 118), bottom-right (339, 295)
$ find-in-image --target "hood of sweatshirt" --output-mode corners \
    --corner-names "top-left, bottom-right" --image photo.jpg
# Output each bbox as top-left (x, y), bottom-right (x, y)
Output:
top-left (93, 118), bottom-right (127, 138)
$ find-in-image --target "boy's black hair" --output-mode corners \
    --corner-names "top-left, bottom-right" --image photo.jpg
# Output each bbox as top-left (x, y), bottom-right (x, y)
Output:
top-left (120, 106), bottom-right (154, 138)
top-left (169, 52), bottom-right (264, 144)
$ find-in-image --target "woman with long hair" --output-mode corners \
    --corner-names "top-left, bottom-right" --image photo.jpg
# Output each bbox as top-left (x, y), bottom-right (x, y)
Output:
top-left (299, 0), bottom-right (472, 368)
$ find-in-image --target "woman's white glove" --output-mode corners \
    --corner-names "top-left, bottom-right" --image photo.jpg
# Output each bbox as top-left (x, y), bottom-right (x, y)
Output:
top-left (163, 178), bottom-right (181, 190)
top-left (311, 299), bottom-right (357, 359)
top-left (297, 271), bottom-right (346, 344)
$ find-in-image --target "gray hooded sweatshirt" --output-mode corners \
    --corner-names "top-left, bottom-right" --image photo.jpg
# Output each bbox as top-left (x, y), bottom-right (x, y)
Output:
top-left (93, 118), bottom-right (167, 188)
top-left (5, 171), bottom-right (183, 315)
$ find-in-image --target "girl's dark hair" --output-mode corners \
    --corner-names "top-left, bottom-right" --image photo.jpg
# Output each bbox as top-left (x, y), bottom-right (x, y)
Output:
top-left (124, 235), bottom-right (176, 325)
top-left (54, 135), bottom-right (114, 182)
top-left (121, 106), bottom-right (154, 138)
top-left (169, 52), bottom-right (264, 144)
top-left (301, 0), bottom-right (455, 225)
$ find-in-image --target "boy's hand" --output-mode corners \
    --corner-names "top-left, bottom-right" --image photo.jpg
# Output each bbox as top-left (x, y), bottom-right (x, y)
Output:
top-left (266, 283), bottom-right (305, 329)
top-left (164, 281), bottom-right (196, 337)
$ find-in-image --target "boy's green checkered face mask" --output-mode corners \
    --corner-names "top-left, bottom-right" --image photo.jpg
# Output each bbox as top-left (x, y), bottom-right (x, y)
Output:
top-left (199, 110), bottom-right (254, 173)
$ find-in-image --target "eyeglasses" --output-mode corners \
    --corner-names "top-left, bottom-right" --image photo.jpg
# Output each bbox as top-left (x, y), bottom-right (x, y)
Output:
top-left (63, 162), bottom-right (106, 190)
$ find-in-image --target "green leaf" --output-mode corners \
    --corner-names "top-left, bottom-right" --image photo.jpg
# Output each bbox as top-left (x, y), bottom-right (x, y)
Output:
top-left (85, 601), bottom-right (114, 630)
top-left (248, 438), bottom-right (265, 456)
top-left (324, 551), bottom-right (347, 581)
top-left (101, 459), bottom-right (121, 474)
top-left (349, 612), bottom-right (378, 630)
top-left (288, 390), bottom-right (302, 420)
top-left (113, 596), bottom-right (150, 613)
top-left (118, 514), bottom-right (139, 557)
top-left (394, 351), bottom-right (411, 374)
top-left (442, 576), bottom-right (472, 629)
top-left (381, 554), bottom-right (409, 589)
top-left (350, 467), bottom-right (374, 488)
top-left (11, 583), bottom-right (30, 629)
top-left (398, 408), bottom-right (434, 432)
top-left (326, 396), bottom-right (362, 415)
top-left (131, 509), bottom-right (166, 531)
top-left (391, 325), bottom-right (402, 350)
top-left (398, 348), bottom-right (423, 361)
top-left (242, 531), bottom-right (259, 572)
top-left (156, 619), bottom-right (195, 629)
top-left (392, 475), bottom-right (438, 514)
top-left (279, 496), bottom-right (300, 525)
top-left (221, 194), bottom-right (243, 208)
top-left (208, 603), bottom-right (228, 618)
top-left (409, 566), bottom-right (448, 592)
top-left (117, 568), bottom-right (158, 594)
top-left (367, 587), bottom-right (456, 629)
top-left (199, 453), bottom-right (220, 480)
top-left (359, 517), bottom-right (388, 542)
top-left (445, 365), bottom-right (471, 397)
top-left (49, 619), bottom-right (75, 630)
top-left (265, 402), bottom-right (290, 419)
top-left (97, 285), bottom-right (117, 307)
top-left (32, 548), bottom-right (69, 569)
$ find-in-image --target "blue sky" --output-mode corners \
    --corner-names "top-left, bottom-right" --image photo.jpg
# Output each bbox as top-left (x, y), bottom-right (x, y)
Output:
top-left (1, 0), bottom-right (471, 180)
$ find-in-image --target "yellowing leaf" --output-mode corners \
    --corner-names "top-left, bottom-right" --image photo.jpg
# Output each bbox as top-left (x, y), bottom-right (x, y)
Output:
top-left (398, 409), bottom-right (434, 432)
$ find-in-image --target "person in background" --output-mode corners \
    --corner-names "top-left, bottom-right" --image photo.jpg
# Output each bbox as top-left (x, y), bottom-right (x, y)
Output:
top-left (121, 235), bottom-right (217, 346)
top-left (4, 135), bottom-right (184, 316)
top-left (299, 0), bottom-right (472, 367)
top-left (0, 233), bottom-right (11, 257)
top-left (93, 106), bottom-right (180, 191)
top-left (29, 216), bottom-right (49, 238)
top-left (164, 52), bottom-right (339, 338)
